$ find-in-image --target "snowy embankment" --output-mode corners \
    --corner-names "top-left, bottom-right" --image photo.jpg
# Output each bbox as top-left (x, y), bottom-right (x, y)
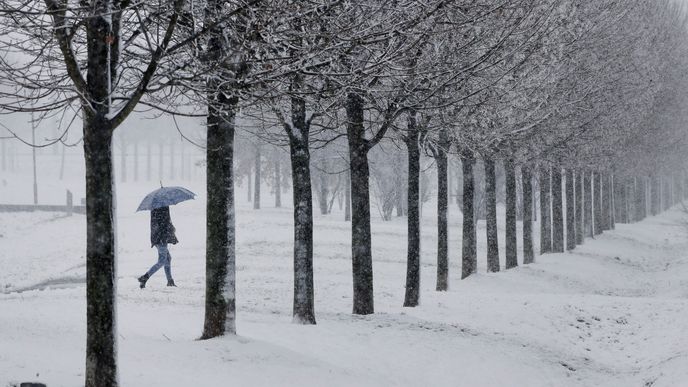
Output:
top-left (2, 180), bottom-right (688, 386)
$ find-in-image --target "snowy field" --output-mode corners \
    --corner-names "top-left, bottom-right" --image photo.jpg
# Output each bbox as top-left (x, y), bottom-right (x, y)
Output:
top-left (3, 174), bottom-right (688, 387)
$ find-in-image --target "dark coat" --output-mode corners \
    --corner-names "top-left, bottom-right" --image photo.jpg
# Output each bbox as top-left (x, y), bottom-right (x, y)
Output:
top-left (150, 206), bottom-right (178, 247)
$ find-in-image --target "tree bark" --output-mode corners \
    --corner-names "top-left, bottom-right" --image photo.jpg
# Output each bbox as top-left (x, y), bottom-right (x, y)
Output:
top-left (484, 157), bottom-right (500, 272)
top-left (436, 128), bottom-right (449, 291)
top-left (601, 173), bottom-right (611, 230)
top-left (539, 165), bottom-right (552, 254)
top-left (274, 153), bottom-right (281, 208)
top-left (551, 167), bottom-right (564, 253)
top-left (461, 152), bottom-right (477, 278)
top-left (318, 167), bottom-right (329, 215)
top-left (247, 166), bottom-right (252, 202)
top-left (505, 159), bottom-right (517, 269)
top-left (614, 176), bottom-right (627, 224)
top-left (344, 169), bottom-right (351, 221)
top-left (584, 171), bottom-right (593, 237)
top-left (650, 173), bottom-right (662, 216)
top-left (253, 145), bottom-right (261, 209)
top-left (201, 1), bottom-right (242, 337)
top-left (59, 144), bottom-right (66, 180)
top-left (346, 92), bottom-right (374, 315)
top-left (676, 174), bottom-right (684, 204)
top-left (664, 176), bottom-right (671, 211)
top-left (404, 111), bottom-right (421, 307)
top-left (628, 177), bottom-right (636, 222)
top-left (396, 185), bottom-right (404, 217)
top-left (593, 172), bottom-right (602, 235)
top-left (522, 165), bottom-right (534, 264)
top-left (575, 170), bottom-right (584, 244)
top-left (287, 93), bottom-right (316, 324)
top-left (202, 104), bottom-right (237, 339)
top-left (82, 6), bottom-right (120, 384)
top-left (84, 115), bottom-right (117, 387)
top-left (609, 175), bottom-right (615, 229)
top-left (566, 169), bottom-right (576, 250)
top-left (635, 176), bottom-right (646, 221)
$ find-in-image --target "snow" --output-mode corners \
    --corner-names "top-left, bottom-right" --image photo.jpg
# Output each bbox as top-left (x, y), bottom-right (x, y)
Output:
top-left (3, 172), bottom-right (688, 386)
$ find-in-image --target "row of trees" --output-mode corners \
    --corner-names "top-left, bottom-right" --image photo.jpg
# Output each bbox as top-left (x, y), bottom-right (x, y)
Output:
top-left (2, 0), bottom-right (688, 386)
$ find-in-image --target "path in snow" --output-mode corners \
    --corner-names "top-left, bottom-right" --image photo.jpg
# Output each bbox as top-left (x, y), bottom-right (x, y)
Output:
top-left (2, 179), bottom-right (688, 386)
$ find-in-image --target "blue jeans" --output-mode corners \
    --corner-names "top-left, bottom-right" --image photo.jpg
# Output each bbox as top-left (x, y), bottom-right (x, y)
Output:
top-left (146, 244), bottom-right (172, 281)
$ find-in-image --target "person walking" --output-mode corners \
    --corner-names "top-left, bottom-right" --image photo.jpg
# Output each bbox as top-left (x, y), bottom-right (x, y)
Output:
top-left (138, 206), bottom-right (178, 288)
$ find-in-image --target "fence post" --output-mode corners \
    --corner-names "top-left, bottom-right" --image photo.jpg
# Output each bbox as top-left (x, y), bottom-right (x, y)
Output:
top-left (66, 190), bottom-right (73, 216)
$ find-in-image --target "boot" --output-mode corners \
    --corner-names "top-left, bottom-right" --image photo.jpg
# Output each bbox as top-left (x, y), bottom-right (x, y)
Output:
top-left (167, 279), bottom-right (177, 287)
top-left (138, 273), bottom-right (150, 289)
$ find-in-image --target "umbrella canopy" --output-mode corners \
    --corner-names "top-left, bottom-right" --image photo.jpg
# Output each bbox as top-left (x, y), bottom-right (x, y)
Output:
top-left (136, 186), bottom-right (196, 211)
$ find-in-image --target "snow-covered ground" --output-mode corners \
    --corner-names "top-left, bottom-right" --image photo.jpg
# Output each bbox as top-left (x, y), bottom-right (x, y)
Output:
top-left (2, 174), bottom-right (688, 387)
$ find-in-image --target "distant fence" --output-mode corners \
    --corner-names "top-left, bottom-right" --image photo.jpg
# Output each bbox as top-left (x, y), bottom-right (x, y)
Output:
top-left (0, 190), bottom-right (85, 215)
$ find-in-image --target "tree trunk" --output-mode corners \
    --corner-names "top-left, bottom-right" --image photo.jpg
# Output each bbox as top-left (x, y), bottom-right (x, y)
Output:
top-left (344, 169), bottom-right (351, 221)
top-left (593, 172), bottom-right (602, 235)
top-left (318, 169), bottom-right (329, 215)
top-left (650, 173), bottom-right (662, 216)
top-left (584, 171), bottom-right (593, 237)
top-left (436, 128), bottom-right (449, 291)
top-left (601, 173), bottom-right (611, 230)
top-left (202, 103), bottom-right (237, 339)
top-left (566, 169), bottom-right (576, 250)
top-left (533, 185), bottom-right (538, 222)
top-left (614, 175), bottom-right (628, 223)
top-left (404, 111), bottom-right (421, 307)
top-left (551, 167), bottom-right (564, 253)
top-left (254, 145), bottom-right (261, 209)
top-left (288, 94), bottom-right (316, 324)
top-left (664, 176), bottom-right (671, 211)
top-left (635, 176), bottom-right (645, 221)
top-left (247, 166), bottom-right (252, 202)
top-left (609, 175), bottom-right (615, 229)
top-left (676, 174), bottom-right (684, 204)
top-left (84, 115), bottom-right (117, 387)
top-left (505, 159), bottom-right (517, 269)
top-left (461, 153), bottom-right (477, 278)
top-left (575, 170), bottom-right (584, 244)
top-left (628, 178), bottom-right (636, 222)
top-left (522, 165), bottom-right (534, 264)
top-left (484, 157), bottom-right (500, 273)
top-left (456, 164), bottom-right (462, 208)
top-left (395, 156), bottom-right (405, 218)
top-left (274, 153), bottom-right (281, 208)
top-left (82, 8), bottom-right (121, 384)
top-left (59, 144), bottom-right (66, 180)
top-left (346, 92), bottom-right (374, 315)
top-left (539, 165), bottom-right (552, 254)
